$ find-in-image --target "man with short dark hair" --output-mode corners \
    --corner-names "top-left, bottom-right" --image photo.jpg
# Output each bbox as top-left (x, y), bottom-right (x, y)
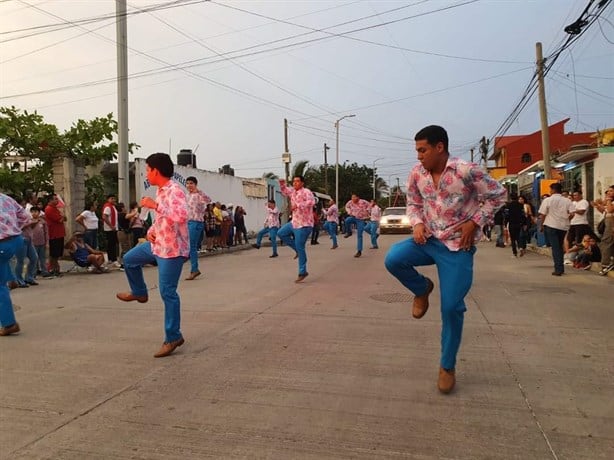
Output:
top-left (277, 175), bottom-right (315, 282)
top-left (568, 190), bottom-right (591, 246)
top-left (252, 199), bottom-right (281, 257)
top-left (116, 153), bottom-right (189, 358)
top-left (538, 182), bottom-right (574, 276)
top-left (44, 194), bottom-right (66, 276)
top-left (344, 193), bottom-right (370, 258)
top-left (185, 176), bottom-right (211, 280)
top-left (102, 194), bottom-right (119, 268)
top-left (385, 125), bottom-right (506, 394)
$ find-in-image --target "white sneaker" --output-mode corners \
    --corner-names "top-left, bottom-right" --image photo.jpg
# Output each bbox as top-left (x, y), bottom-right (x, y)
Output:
top-left (112, 261), bottom-right (122, 268)
top-left (87, 266), bottom-right (95, 272)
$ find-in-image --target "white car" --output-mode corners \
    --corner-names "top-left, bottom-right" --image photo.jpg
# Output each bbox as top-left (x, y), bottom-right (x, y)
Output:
top-left (379, 207), bottom-right (412, 234)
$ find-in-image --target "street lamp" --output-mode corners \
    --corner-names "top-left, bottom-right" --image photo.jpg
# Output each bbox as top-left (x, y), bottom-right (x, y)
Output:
top-left (372, 157), bottom-right (384, 200)
top-left (335, 114), bottom-right (356, 204)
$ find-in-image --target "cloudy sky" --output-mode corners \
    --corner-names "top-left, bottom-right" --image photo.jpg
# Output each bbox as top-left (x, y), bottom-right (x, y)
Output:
top-left (1, 0), bottom-right (613, 185)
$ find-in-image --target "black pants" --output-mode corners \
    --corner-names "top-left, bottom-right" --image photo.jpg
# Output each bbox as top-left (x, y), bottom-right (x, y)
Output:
top-left (104, 230), bottom-right (118, 262)
top-left (567, 224), bottom-right (592, 246)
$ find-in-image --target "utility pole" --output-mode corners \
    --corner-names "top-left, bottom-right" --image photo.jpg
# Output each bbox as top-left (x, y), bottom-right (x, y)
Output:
top-left (536, 42), bottom-right (552, 180)
top-left (323, 143), bottom-right (330, 195)
top-left (283, 118), bottom-right (290, 182)
top-left (372, 157), bottom-right (383, 200)
top-left (470, 148), bottom-right (474, 163)
top-left (116, 0), bottom-right (129, 204)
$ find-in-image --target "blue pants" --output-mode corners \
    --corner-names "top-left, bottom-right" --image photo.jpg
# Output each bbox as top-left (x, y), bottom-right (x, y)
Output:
top-left (84, 229), bottom-right (98, 250)
top-left (34, 244), bottom-right (50, 276)
top-left (544, 225), bottom-right (566, 274)
top-left (256, 226), bottom-right (279, 256)
top-left (277, 222), bottom-right (312, 276)
top-left (323, 221), bottom-right (338, 247)
top-left (188, 220), bottom-right (204, 273)
top-left (0, 235), bottom-right (23, 327)
top-left (14, 238), bottom-right (38, 284)
top-left (364, 221), bottom-right (379, 248)
top-left (123, 242), bottom-right (185, 343)
top-left (344, 216), bottom-right (366, 251)
top-left (384, 237), bottom-right (475, 370)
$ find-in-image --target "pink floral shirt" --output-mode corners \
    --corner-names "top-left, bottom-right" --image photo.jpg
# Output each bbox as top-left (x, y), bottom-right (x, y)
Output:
top-left (406, 157), bottom-right (507, 251)
top-left (148, 181), bottom-right (189, 258)
top-left (345, 199), bottom-right (370, 220)
top-left (186, 189), bottom-right (211, 222)
top-left (0, 194), bottom-right (30, 240)
top-left (264, 206), bottom-right (281, 228)
top-left (370, 205), bottom-right (382, 221)
top-left (324, 204), bottom-right (339, 223)
top-left (280, 184), bottom-right (315, 228)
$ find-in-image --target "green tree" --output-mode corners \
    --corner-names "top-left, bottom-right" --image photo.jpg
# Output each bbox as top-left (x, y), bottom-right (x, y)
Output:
top-left (0, 106), bottom-right (137, 197)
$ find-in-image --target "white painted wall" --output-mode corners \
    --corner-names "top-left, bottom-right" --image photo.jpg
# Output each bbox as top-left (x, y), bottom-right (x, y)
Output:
top-left (134, 158), bottom-right (269, 233)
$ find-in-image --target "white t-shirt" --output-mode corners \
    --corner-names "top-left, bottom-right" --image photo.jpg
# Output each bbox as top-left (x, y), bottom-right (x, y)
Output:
top-left (103, 205), bottom-right (118, 231)
top-left (570, 199), bottom-right (589, 225)
top-left (539, 194), bottom-right (574, 231)
top-left (79, 210), bottom-right (99, 230)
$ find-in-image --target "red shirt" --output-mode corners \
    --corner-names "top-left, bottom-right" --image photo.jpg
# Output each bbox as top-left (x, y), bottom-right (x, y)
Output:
top-left (45, 204), bottom-right (66, 239)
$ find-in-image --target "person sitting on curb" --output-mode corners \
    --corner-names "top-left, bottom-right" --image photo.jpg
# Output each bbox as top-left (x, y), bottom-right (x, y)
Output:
top-left (65, 232), bottom-right (108, 273)
top-left (565, 235), bottom-right (601, 270)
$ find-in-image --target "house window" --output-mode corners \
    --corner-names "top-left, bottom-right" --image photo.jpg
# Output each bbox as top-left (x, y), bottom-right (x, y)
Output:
top-left (521, 152), bottom-right (532, 163)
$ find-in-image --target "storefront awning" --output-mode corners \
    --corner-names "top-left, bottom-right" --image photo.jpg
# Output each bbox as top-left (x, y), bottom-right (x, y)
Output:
top-left (556, 148), bottom-right (598, 164)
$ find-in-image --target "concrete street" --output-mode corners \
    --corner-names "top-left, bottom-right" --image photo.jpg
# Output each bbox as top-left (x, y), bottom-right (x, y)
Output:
top-left (1, 235), bottom-right (613, 459)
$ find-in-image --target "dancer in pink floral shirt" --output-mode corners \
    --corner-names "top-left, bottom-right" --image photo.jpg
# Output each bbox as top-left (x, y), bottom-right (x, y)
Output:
top-left (116, 153), bottom-right (189, 358)
top-left (385, 125), bottom-right (506, 394)
top-left (278, 175), bottom-right (315, 282)
top-left (185, 176), bottom-right (211, 280)
top-left (344, 194), bottom-right (370, 257)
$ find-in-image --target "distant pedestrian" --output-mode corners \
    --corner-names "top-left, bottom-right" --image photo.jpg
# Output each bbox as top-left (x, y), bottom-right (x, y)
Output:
top-left (116, 153), bottom-right (189, 358)
top-left (0, 193), bottom-right (30, 336)
top-left (102, 194), bottom-right (120, 268)
top-left (44, 193), bottom-right (66, 276)
top-left (384, 125), bottom-right (506, 394)
top-left (252, 200), bottom-right (281, 257)
top-left (75, 201), bottom-right (99, 250)
top-left (277, 176), bottom-right (315, 282)
top-left (567, 190), bottom-right (591, 246)
top-left (505, 192), bottom-right (527, 257)
top-left (538, 182), bottom-right (574, 276)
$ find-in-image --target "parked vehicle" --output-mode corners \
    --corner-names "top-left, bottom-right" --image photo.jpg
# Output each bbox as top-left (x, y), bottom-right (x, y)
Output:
top-left (379, 207), bottom-right (411, 234)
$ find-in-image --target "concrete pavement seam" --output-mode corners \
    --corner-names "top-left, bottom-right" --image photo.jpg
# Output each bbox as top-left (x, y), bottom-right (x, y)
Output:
top-left (468, 291), bottom-right (560, 460)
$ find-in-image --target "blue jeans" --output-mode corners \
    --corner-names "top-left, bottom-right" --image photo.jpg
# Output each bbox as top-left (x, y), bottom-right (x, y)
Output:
top-left (14, 238), bottom-right (38, 284)
top-left (188, 220), bottom-right (204, 273)
top-left (385, 237), bottom-right (476, 370)
top-left (323, 221), bottom-right (338, 247)
top-left (256, 226), bottom-right (279, 256)
top-left (344, 216), bottom-right (366, 251)
top-left (0, 235), bottom-right (23, 327)
top-left (34, 244), bottom-right (50, 275)
top-left (544, 226), bottom-right (566, 274)
top-left (123, 242), bottom-right (185, 342)
top-left (364, 221), bottom-right (380, 248)
top-left (277, 222), bottom-right (312, 275)
top-left (84, 229), bottom-right (98, 249)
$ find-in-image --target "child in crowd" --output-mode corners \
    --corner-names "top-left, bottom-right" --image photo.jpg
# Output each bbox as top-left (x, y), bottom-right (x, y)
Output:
top-left (30, 207), bottom-right (52, 277)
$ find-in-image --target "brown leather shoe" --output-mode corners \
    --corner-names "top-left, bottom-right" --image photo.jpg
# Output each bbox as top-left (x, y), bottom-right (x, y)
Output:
top-left (354, 251), bottom-right (361, 258)
top-left (185, 271), bottom-right (201, 280)
top-left (153, 337), bottom-right (185, 358)
top-left (295, 272), bottom-right (309, 283)
top-left (116, 292), bottom-right (148, 303)
top-left (438, 367), bottom-right (456, 394)
top-left (0, 323), bottom-right (20, 336)
top-left (412, 277), bottom-right (434, 319)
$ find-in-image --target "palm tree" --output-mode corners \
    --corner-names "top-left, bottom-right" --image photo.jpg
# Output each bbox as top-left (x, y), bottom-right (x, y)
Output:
top-left (262, 172), bottom-right (279, 180)
top-left (374, 176), bottom-right (388, 200)
top-left (291, 160), bottom-right (310, 179)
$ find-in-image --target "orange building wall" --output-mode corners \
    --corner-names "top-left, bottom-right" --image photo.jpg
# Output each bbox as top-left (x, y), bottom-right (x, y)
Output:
top-left (496, 120), bottom-right (594, 174)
